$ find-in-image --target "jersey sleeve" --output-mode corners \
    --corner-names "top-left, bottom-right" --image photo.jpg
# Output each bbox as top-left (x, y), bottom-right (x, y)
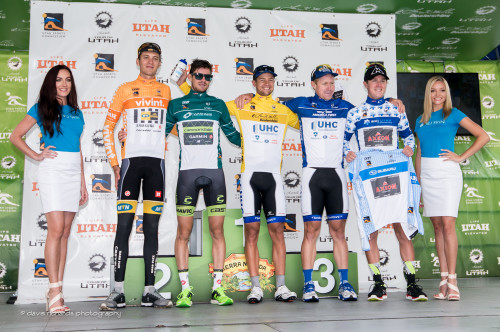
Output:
top-left (283, 97), bottom-right (301, 114)
top-left (397, 111), bottom-right (415, 150)
top-left (225, 100), bottom-right (238, 116)
top-left (103, 86), bottom-right (125, 168)
top-left (165, 101), bottom-right (177, 136)
top-left (218, 101), bottom-right (241, 147)
top-left (343, 108), bottom-right (357, 156)
top-left (285, 105), bottom-right (300, 130)
top-left (179, 82), bottom-right (191, 96)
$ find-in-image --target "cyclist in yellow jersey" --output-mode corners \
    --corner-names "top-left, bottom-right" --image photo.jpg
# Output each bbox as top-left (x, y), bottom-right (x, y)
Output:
top-left (100, 43), bottom-right (172, 310)
top-left (229, 66), bottom-right (299, 303)
top-left (178, 65), bottom-right (299, 303)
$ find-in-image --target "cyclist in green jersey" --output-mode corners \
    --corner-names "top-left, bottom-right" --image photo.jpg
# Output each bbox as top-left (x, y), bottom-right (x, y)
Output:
top-left (166, 59), bottom-right (241, 307)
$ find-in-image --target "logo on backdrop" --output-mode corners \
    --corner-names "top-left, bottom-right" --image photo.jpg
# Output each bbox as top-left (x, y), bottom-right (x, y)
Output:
top-left (36, 58), bottom-right (77, 73)
top-left (320, 24), bottom-right (340, 40)
top-left (235, 17), bottom-right (251, 33)
top-left (361, 22), bottom-right (387, 52)
top-left (7, 56), bottom-right (22, 71)
top-left (234, 58), bottom-right (254, 81)
top-left (357, 4), bottom-right (377, 13)
top-left (401, 22), bottom-right (421, 31)
top-left (37, 213), bottom-right (48, 231)
top-left (284, 214), bottom-right (299, 233)
top-left (1, 155), bottom-right (16, 170)
top-left (91, 174), bottom-right (112, 193)
top-left (88, 11), bottom-right (119, 43)
top-left (379, 248), bottom-right (389, 266)
top-left (461, 220), bottom-right (489, 235)
top-left (42, 13), bottom-right (66, 31)
top-left (476, 6), bottom-right (496, 15)
top-left (463, 183), bottom-right (484, 200)
top-left (229, 17), bottom-right (258, 48)
top-left (0, 262), bottom-right (6, 279)
top-left (481, 96), bottom-right (494, 109)
top-left (283, 171), bottom-right (300, 189)
top-left (319, 24), bottom-right (341, 47)
top-left (366, 22), bottom-right (381, 38)
top-left (282, 56), bottom-right (299, 73)
top-left (92, 130), bottom-right (105, 148)
top-left (442, 38), bottom-right (460, 45)
top-left (430, 253), bottom-right (440, 267)
top-left (5, 92), bottom-right (27, 113)
top-left (270, 25), bottom-right (305, 42)
top-left (186, 18), bottom-right (209, 42)
top-left (95, 11), bottom-right (112, 29)
top-left (84, 130), bottom-right (108, 163)
top-left (89, 254), bottom-right (107, 273)
top-left (94, 53), bottom-right (117, 72)
top-left (132, 21), bottom-right (170, 36)
top-left (135, 215), bottom-right (144, 234)
top-left (277, 56), bottom-right (305, 88)
top-left (33, 258), bottom-right (48, 278)
top-left (469, 248), bottom-right (483, 264)
top-left (0, 190), bottom-right (19, 210)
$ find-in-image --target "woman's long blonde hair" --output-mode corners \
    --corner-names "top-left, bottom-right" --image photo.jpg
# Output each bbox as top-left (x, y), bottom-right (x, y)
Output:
top-left (420, 76), bottom-right (453, 125)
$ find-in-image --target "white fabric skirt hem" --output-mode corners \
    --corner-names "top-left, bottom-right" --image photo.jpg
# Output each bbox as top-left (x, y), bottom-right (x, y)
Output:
top-left (420, 157), bottom-right (462, 218)
top-left (38, 151), bottom-right (81, 213)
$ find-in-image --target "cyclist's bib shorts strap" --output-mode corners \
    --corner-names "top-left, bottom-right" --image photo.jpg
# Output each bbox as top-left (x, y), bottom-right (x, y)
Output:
top-left (176, 168), bottom-right (226, 217)
top-left (240, 171), bottom-right (286, 224)
top-left (301, 167), bottom-right (348, 222)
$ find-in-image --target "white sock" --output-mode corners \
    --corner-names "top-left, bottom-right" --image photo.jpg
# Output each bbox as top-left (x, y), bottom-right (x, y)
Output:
top-left (179, 271), bottom-right (190, 291)
top-left (212, 270), bottom-right (223, 291)
top-left (114, 281), bottom-right (124, 293)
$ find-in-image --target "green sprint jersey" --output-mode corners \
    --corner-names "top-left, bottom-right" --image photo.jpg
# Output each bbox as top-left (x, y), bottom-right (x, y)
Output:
top-left (165, 90), bottom-right (241, 170)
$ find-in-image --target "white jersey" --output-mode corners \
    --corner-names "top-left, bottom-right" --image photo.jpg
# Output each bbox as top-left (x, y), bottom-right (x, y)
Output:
top-left (348, 149), bottom-right (423, 251)
top-left (343, 97), bottom-right (414, 156)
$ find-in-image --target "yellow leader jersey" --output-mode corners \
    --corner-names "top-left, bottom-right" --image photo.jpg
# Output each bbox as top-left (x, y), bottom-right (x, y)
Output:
top-left (226, 94), bottom-right (299, 174)
top-left (103, 76), bottom-right (172, 167)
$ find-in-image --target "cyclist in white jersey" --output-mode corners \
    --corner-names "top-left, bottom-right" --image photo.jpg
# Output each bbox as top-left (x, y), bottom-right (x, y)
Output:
top-left (344, 63), bottom-right (427, 302)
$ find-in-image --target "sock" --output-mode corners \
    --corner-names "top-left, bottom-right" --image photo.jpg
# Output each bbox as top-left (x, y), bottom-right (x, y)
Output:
top-left (404, 261), bottom-right (416, 285)
top-left (303, 269), bottom-right (313, 284)
top-left (338, 269), bottom-right (349, 284)
top-left (114, 281), bottom-right (124, 293)
top-left (276, 275), bottom-right (285, 288)
top-left (251, 276), bottom-right (260, 288)
top-left (368, 263), bottom-right (382, 283)
top-left (178, 269), bottom-right (190, 291)
top-left (212, 269), bottom-right (223, 291)
top-left (143, 285), bottom-right (155, 296)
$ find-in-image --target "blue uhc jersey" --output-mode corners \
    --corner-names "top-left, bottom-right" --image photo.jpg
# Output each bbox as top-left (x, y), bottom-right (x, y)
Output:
top-left (343, 97), bottom-right (414, 156)
top-left (284, 95), bottom-right (353, 168)
top-left (348, 149), bottom-right (423, 251)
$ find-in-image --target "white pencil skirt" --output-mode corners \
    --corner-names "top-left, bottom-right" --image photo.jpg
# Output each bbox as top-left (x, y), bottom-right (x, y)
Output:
top-left (38, 151), bottom-right (81, 213)
top-left (420, 157), bottom-right (463, 218)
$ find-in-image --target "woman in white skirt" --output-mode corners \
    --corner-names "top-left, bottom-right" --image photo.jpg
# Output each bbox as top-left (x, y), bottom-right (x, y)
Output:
top-left (10, 65), bottom-right (88, 313)
top-left (414, 76), bottom-right (489, 301)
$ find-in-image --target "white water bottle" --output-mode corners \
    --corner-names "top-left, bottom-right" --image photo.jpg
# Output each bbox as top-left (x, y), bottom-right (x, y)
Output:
top-left (170, 59), bottom-right (187, 82)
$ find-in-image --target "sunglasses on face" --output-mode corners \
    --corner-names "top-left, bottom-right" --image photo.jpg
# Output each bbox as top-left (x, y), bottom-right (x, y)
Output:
top-left (192, 73), bottom-right (213, 81)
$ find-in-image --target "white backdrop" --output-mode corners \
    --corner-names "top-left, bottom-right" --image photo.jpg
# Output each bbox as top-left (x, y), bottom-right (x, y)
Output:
top-left (18, 0), bottom-right (401, 303)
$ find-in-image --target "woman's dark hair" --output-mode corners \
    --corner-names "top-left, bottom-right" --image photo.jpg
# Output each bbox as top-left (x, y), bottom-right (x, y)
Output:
top-left (37, 65), bottom-right (79, 137)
